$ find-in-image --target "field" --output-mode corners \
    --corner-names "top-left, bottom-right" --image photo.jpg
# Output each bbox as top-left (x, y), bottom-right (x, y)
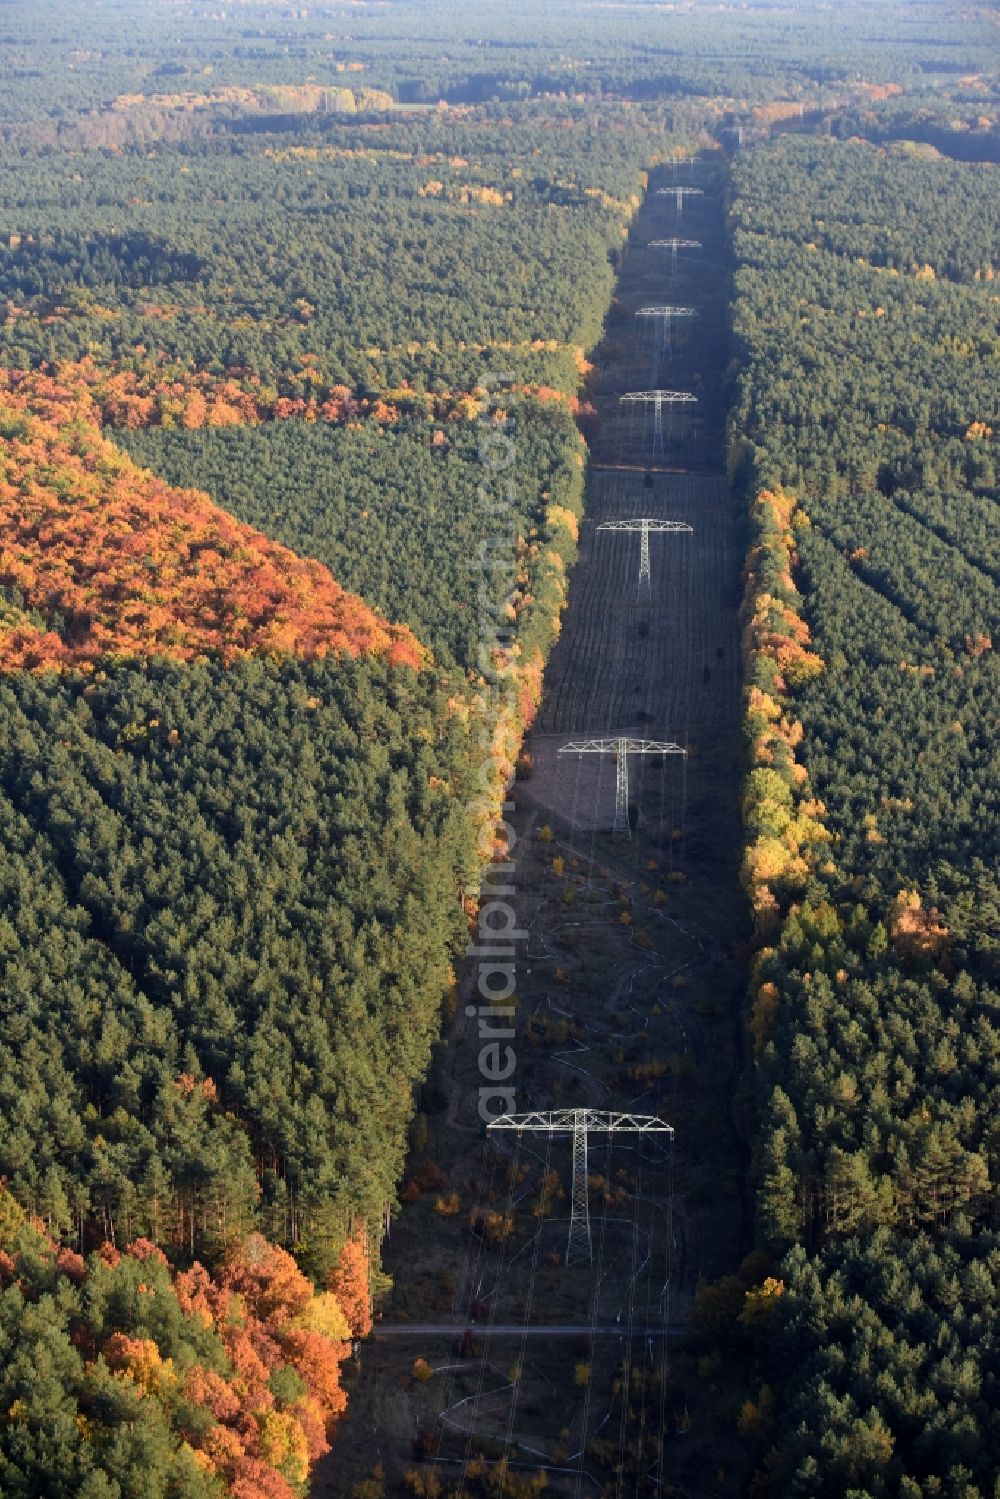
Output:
top-left (320, 164), bottom-right (751, 1498)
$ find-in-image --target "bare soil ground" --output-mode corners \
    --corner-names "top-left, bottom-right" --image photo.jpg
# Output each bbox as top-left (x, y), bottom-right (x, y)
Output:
top-left (316, 158), bottom-right (750, 1499)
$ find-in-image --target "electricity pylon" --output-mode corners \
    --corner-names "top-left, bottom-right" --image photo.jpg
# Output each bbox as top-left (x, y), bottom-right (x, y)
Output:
top-left (635, 304), bottom-right (697, 372)
top-left (596, 518), bottom-right (693, 598)
top-left (647, 237), bottom-right (702, 282)
top-left (488, 1108), bottom-right (674, 1265)
top-left (558, 736), bottom-right (686, 837)
top-left (657, 185), bottom-right (704, 218)
top-left (620, 389), bottom-right (697, 458)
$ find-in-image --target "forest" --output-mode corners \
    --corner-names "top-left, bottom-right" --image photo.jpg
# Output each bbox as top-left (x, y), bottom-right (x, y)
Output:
top-left (0, 1185), bottom-right (373, 1495)
top-left (0, 5), bottom-right (687, 1491)
top-left (729, 135), bottom-right (1000, 1493)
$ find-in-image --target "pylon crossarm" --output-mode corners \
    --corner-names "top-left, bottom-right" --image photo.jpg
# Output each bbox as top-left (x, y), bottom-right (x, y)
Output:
top-left (619, 390), bottom-right (697, 404)
top-left (647, 240), bottom-right (701, 250)
top-left (634, 306), bottom-right (698, 319)
top-left (596, 520), bottom-right (693, 534)
top-left (488, 1108), bottom-right (673, 1136)
top-left (557, 739), bottom-right (686, 757)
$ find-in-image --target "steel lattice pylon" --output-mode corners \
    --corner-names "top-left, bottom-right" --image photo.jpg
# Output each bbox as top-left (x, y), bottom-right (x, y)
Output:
top-left (596, 517), bottom-right (693, 596)
top-left (558, 736), bottom-right (686, 837)
top-left (647, 237), bottom-right (702, 284)
top-left (634, 305), bottom-right (697, 375)
top-left (571, 1114), bottom-right (589, 1265)
top-left (488, 1108), bottom-right (674, 1265)
top-left (657, 184), bottom-right (704, 218)
top-left (620, 389), bottom-right (697, 458)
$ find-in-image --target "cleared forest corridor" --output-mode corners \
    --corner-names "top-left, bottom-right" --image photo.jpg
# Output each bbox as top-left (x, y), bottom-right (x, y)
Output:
top-left (323, 159), bottom-right (750, 1498)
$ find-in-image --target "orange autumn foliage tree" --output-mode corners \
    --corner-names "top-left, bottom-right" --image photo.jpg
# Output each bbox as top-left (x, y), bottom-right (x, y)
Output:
top-left (174, 1234), bottom-right (352, 1487)
top-left (740, 489), bottom-right (828, 934)
top-left (173, 1234), bottom-right (354, 1489)
top-left (0, 1189), bottom-right (358, 1497)
top-left (888, 890), bottom-right (951, 962)
top-left (326, 1230), bottom-right (373, 1339)
top-left (0, 361), bottom-right (491, 434)
top-left (0, 375), bottom-right (423, 673)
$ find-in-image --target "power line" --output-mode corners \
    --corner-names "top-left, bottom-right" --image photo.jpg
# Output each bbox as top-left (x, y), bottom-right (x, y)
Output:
top-left (574, 1130), bottom-right (616, 1497)
top-left (457, 1129), bottom-right (524, 1496)
top-left (497, 1130), bottom-right (553, 1487)
top-left (614, 1135), bottom-right (643, 1497)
